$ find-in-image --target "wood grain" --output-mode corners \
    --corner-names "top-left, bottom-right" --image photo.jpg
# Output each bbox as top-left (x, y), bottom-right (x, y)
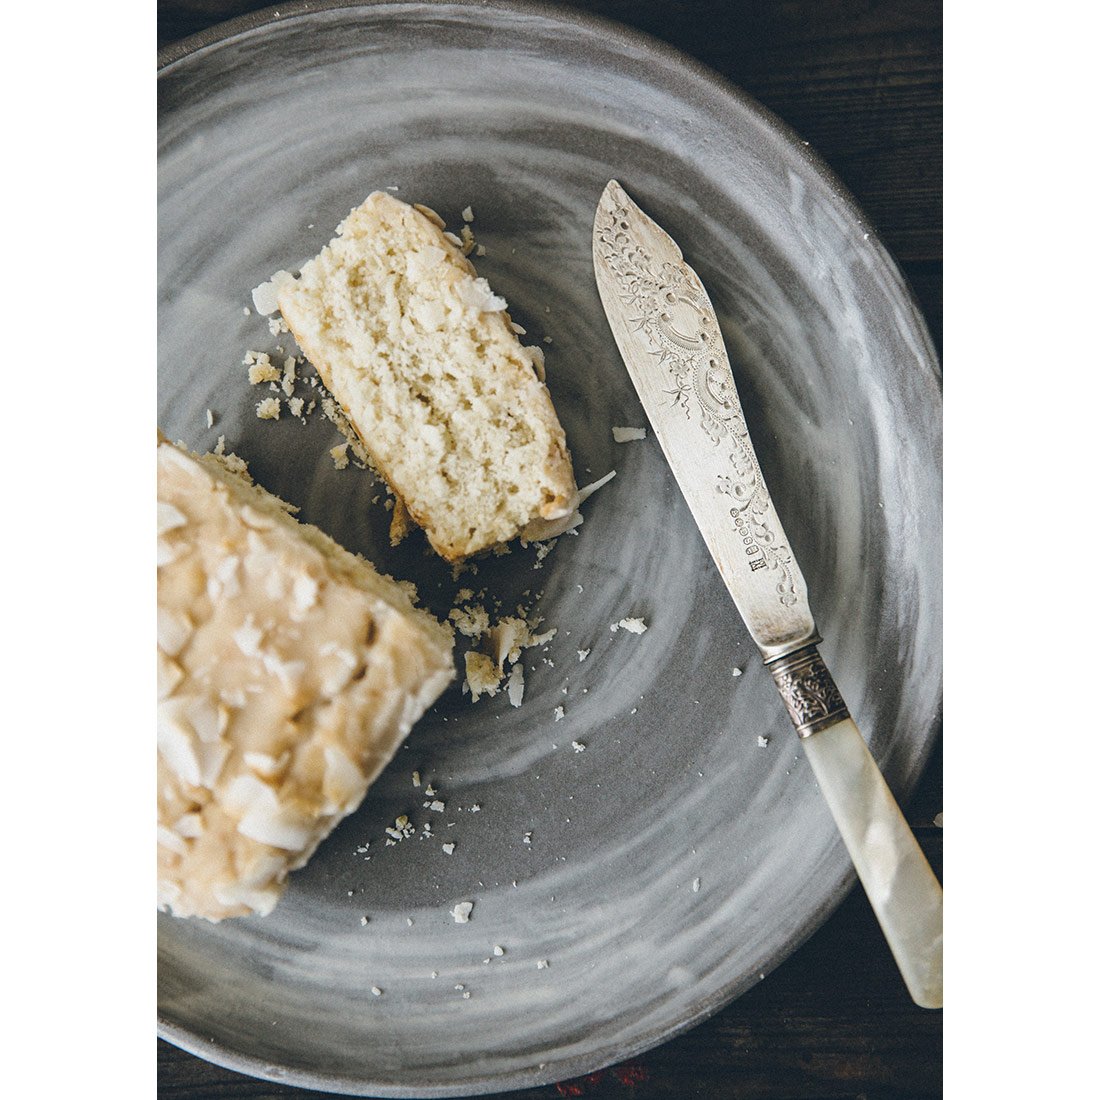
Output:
top-left (157, 2), bottom-right (943, 1096)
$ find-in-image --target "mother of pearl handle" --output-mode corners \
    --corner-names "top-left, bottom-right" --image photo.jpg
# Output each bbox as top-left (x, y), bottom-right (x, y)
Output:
top-left (802, 716), bottom-right (943, 1008)
top-left (768, 645), bottom-right (943, 1009)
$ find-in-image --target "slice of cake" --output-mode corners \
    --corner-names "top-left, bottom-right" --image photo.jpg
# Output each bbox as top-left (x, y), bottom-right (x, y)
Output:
top-left (262, 192), bottom-right (578, 561)
top-left (157, 437), bottom-right (454, 921)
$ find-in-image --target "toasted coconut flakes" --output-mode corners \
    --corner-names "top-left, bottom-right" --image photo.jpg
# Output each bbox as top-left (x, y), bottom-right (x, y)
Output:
top-left (251, 270), bottom-right (295, 315)
top-left (506, 662), bottom-right (525, 707)
top-left (157, 501), bottom-right (188, 536)
top-left (157, 607), bottom-right (193, 657)
top-left (232, 615), bottom-right (264, 657)
top-left (455, 277), bottom-right (507, 313)
top-left (527, 344), bottom-right (545, 381)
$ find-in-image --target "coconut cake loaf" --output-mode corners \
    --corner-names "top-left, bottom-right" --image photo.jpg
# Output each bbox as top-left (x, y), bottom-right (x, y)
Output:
top-left (157, 437), bottom-right (454, 921)
top-left (264, 192), bottom-right (578, 561)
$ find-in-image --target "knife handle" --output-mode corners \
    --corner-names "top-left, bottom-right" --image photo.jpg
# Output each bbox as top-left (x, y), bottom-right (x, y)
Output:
top-left (768, 647), bottom-right (943, 1009)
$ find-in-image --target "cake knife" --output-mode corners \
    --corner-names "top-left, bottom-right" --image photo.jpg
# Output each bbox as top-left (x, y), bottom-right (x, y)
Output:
top-left (592, 180), bottom-right (943, 1008)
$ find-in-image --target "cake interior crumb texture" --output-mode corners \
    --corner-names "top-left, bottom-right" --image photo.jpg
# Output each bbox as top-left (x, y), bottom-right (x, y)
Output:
top-left (275, 192), bottom-right (578, 561)
top-left (157, 437), bottom-right (454, 921)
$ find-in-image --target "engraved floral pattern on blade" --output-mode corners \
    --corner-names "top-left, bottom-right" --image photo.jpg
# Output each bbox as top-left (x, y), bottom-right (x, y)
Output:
top-left (595, 193), bottom-right (798, 607)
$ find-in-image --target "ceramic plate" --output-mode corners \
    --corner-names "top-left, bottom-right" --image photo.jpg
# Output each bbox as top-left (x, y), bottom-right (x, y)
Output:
top-left (157, 2), bottom-right (942, 1094)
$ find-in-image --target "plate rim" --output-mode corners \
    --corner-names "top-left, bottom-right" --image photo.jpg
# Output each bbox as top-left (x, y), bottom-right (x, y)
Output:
top-left (157, 2), bottom-right (942, 1094)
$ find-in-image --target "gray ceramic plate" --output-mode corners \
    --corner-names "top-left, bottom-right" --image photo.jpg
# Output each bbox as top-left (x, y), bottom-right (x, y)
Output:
top-left (157, 2), bottom-right (942, 1095)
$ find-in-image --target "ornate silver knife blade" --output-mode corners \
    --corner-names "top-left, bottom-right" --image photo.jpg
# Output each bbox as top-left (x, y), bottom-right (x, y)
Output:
top-left (593, 180), bottom-right (942, 1009)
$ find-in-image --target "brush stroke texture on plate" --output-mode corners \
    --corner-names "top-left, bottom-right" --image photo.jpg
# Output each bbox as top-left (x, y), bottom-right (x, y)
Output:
top-left (157, 2), bottom-right (942, 1095)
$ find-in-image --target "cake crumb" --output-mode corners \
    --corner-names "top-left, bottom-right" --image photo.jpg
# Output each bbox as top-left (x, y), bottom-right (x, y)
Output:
top-left (288, 396), bottom-right (305, 418)
top-left (571, 741), bottom-right (585, 753)
top-left (464, 651), bottom-right (502, 701)
top-left (553, 706), bottom-right (565, 722)
top-left (462, 205), bottom-right (475, 222)
top-left (577, 648), bottom-right (590, 662)
top-left (449, 603), bottom-right (491, 639)
top-left (692, 877), bottom-right (701, 893)
top-left (757, 735), bottom-right (769, 748)
top-left (371, 986), bottom-right (383, 996)
top-left (536, 959), bottom-right (549, 970)
top-left (281, 355), bottom-right (297, 396)
top-left (245, 350), bottom-right (280, 385)
top-left (493, 945), bottom-right (505, 956)
top-left (732, 666), bottom-right (743, 678)
top-left (451, 901), bottom-right (474, 923)
top-left (611, 617), bottom-right (647, 634)
top-left (612, 426), bottom-right (647, 442)
top-left (205, 409), bottom-right (214, 428)
top-left (256, 396), bottom-right (281, 420)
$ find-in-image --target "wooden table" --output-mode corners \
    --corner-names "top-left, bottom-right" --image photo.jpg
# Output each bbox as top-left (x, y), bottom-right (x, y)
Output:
top-left (157, 3), bottom-right (943, 1096)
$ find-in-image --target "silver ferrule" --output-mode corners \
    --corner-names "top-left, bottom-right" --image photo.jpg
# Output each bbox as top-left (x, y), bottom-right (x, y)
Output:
top-left (765, 642), bottom-right (850, 738)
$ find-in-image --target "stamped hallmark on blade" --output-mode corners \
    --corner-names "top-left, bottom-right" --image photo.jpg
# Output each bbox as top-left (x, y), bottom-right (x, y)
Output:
top-left (592, 180), bottom-right (815, 659)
